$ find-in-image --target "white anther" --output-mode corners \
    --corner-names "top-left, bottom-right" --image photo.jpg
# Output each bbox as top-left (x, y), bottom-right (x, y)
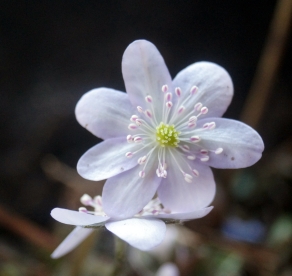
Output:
top-left (130, 115), bottom-right (138, 122)
top-left (192, 169), bottom-right (199, 177)
top-left (137, 106), bottom-right (143, 113)
top-left (208, 122), bottom-right (216, 129)
top-left (203, 123), bottom-right (210, 129)
top-left (200, 149), bottom-right (208, 155)
top-left (138, 156), bottom-right (147, 164)
top-left (80, 194), bottom-right (92, 205)
top-left (188, 122), bottom-right (196, 128)
top-left (165, 92), bottom-right (172, 101)
top-left (201, 106), bottom-right (208, 114)
top-left (145, 95), bottom-right (153, 103)
top-left (135, 119), bottom-right (142, 126)
top-left (166, 101), bottom-right (173, 108)
top-left (93, 195), bottom-right (102, 206)
top-left (145, 109), bottom-right (152, 118)
top-left (194, 102), bottom-right (202, 111)
top-left (134, 137), bottom-right (142, 143)
top-left (127, 135), bottom-right (133, 143)
top-left (184, 173), bottom-right (193, 183)
top-left (128, 123), bottom-right (138, 130)
top-left (125, 152), bottom-right (133, 158)
top-left (175, 87), bottom-right (182, 97)
top-left (190, 86), bottom-right (198, 95)
top-left (79, 207), bottom-right (88, 213)
top-left (189, 116), bottom-right (198, 123)
top-left (200, 156), bottom-right (210, 162)
top-left (190, 136), bottom-right (201, 143)
top-left (215, 148), bottom-right (223, 154)
top-left (182, 144), bottom-right (190, 152)
top-left (139, 171), bottom-right (145, 178)
top-left (178, 106), bottom-right (185, 114)
top-left (162, 84), bottom-right (168, 93)
top-left (187, 155), bottom-right (196, 160)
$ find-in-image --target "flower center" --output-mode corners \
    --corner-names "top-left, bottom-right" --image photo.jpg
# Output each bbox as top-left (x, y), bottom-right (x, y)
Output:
top-left (156, 122), bottom-right (180, 147)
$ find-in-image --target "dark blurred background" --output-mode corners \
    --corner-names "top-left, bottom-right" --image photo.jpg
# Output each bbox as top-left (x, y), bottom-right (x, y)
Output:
top-left (1, 1), bottom-right (292, 275)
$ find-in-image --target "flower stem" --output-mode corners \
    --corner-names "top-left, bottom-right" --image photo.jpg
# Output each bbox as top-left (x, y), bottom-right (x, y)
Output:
top-left (110, 236), bottom-right (127, 276)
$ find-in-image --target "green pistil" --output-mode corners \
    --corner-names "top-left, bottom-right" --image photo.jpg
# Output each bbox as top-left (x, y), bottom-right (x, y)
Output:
top-left (156, 122), bottom-right (180, 147)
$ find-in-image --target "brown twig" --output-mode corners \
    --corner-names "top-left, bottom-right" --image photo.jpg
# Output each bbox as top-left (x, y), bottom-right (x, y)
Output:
top-left (240, 0), bottom-right (292, 128)
top-left (0, 204), bottom-right (59, 252)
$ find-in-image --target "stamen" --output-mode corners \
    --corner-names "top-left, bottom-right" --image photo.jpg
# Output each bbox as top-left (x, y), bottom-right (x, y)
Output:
top-left (200, 149), bottom-right (208, 154)
top-left (138, 155), bottom-right (147, 165)
top-left (137, 106), bottom-right (143, 113)
top-left (125, 152), bottom-right (133, 158)
top-left (165, 92), bottom-right (172, 101)
top-left (144, 109), bottom-right (152, 118)
top-left (128, 123), bottom-right (138, 130)
top-left (139, 170), bottom-right (145, 178)
top-left (190, 136), bottom-right (201, 143)
top-left (80, 194), bottom-right (92, 205)
top-left (79, 207), bottom-right (88, 213)
top-left (215, 148), bottom-right (223, 154)
top-left (162, 84), bottom-right (168, 93)
top-left (127, 135), bottom-right (133, 143)
top-left (200, 106), bottom-right (208, 114)
top-left (175, 87), bottom-right (182, 97)
top-left (208, 122), bottom-right (216, 129)
top-left (166, 101), bottom-right (173, 108)
top-left (192, 169), bottom-right (199, 177)
top-left (130, 115), bottom-right (138, 122)
top-left (135, 119), bottom-right (142, 126)
top-left (187, 155), bottom-right (196, 160)
top-left (190, 86), bottom-right (198, 95)
top-left (189, 116), bottom-right (197, 123)
top-left (194, 102), bottom-right (202, 111)
top-left (184, 173), bottom-right (193, 183)
top-left (134, 137), bottom-right (142, 143)
top-left (178, 106), bottom-right (185, 114)
top-left (145, 95), bottom-right (153, 103)
top-left (181, 144), bottom-right (190, 152)
top-left (200, 156), bottom-right (209, 162)
top-left (188, 122), bottom-right (196, 128)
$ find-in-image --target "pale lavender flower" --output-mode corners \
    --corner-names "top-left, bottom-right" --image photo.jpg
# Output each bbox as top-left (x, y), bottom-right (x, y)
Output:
top-left (51, 195), bottom-right (212, 258)
top-left (75, 40), bottom-right (264, 219)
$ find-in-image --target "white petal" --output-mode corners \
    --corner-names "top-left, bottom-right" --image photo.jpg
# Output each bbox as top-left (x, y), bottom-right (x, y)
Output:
top-left (147, 206), bottom-right (213, 221)
top-left (105, 218), bottom-right (166, 251)
top-left (51, 208), bottom-right (109, 225)
top-left (51, 227), bottom-right (93, 259)
top-left (77, 137), bottom-right (141, 181)
top-left (171, 61), bottom-right (233, 122)
top-left (122, 40), bottom-right (172, 121)
top-left (156, 263), bottom-right (180, 276)
top-left (158, 149), bottom-right (216, 212)
top-left (193, 118), bottom-right (264, 168)
top-left (102, 154), bottom-right (162, 219)
top-left (75, 88), bottom-right (135, 140)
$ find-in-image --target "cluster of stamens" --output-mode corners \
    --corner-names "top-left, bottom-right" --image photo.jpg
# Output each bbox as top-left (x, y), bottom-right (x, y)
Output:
top-left (78, 194), bottom-right (170, 217)
top-left (125, 83), bottom-right (224, 183)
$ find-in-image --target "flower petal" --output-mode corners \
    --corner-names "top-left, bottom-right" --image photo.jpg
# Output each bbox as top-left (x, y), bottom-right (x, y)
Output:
top-left (77, 137), bottom-right (141, 181)
top-left (158, 149), bottom-right (216, 212)
top-left (102, 154), bottom-right (162, 219)
top-left (51, 208), bottom-right (109, 226)
top-left (171, 61), bottom-right (233, 121)
top-left (193, 118), bottom-right (264, 168)
top-left (122, 40), bottom-right (172, 121)
top-left (75, 88), bottom-right (135, 140)
top-left (150, 206), bottom-right (213, 221)
top-left (105, 218), bottom-right (166, 251)
top-left (51, 227), bottom-right (93, 259)
top-left (156, 263), bottom-right (180, 276)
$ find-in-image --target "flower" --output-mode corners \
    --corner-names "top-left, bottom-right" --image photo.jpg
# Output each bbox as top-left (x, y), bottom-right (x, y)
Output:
top-left (51, 194), bottom-right (212, 258)
top-left (75, 40), bottom-right (264, 219)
